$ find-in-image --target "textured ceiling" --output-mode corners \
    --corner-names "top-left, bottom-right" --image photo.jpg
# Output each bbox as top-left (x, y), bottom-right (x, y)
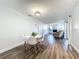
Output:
top-left (1, 0), bottom-right (78, 23)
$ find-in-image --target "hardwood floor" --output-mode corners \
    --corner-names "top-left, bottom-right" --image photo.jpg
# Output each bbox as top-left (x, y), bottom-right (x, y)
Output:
top-left (0, 34), bottom-right (79, 59)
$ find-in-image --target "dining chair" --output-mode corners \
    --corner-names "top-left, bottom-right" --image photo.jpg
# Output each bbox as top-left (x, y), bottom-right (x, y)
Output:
top-left (24, 36), bottom-right (38, 54)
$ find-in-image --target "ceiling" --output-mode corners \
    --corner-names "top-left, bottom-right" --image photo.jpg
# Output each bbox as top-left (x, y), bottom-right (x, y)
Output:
top-left (1, 0), bottom-right (78, 23)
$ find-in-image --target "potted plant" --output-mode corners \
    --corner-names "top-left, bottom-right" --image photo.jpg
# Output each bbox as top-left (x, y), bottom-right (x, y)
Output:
top-left (31, 32), bottom-right (37, 37)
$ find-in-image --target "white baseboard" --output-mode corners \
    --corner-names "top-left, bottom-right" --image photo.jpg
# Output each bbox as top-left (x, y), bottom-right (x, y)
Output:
top-left (0, 42), bottom-right (24, 54)
top-left (71, 44), bottom-right (79, 54)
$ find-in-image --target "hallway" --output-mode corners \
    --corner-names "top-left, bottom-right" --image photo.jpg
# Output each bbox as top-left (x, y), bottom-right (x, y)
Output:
top-left (0, 34), bottom-right (79, 59)
top-left (0, 0), bottom-right (79, 59)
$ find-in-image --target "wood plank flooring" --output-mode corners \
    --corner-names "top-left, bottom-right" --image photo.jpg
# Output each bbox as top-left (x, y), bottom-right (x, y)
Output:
top-left (0, 34), bottom-right (79, 59)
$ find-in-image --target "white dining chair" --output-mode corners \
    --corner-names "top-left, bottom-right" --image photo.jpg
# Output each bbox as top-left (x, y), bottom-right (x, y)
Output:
top-left (24, 36), bottom-right (38, 54)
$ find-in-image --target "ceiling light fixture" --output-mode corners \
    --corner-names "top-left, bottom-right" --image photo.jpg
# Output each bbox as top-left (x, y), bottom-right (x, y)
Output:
top-left (35, 11), bottom-right (41, 16)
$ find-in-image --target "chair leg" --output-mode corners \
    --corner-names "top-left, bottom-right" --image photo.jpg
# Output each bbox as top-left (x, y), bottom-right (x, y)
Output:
top-left (24, 42), bottom-right (26, 48)
top-left (37, 43), bottom-right (41, 52)
top-left (34, 45), bottom-right (37, 54)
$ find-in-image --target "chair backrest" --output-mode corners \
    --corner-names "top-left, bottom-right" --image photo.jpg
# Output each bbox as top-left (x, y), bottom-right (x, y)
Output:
top-left (24, 36), bottom-right (31, 43)
top-left (27, 37), bottom-right (37, 45)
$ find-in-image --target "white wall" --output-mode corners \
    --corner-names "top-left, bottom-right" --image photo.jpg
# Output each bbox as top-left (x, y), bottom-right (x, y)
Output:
top-left (70, 3), bottom-right (79, 53)
top-left (0, 6), bottom-right (44, 53)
